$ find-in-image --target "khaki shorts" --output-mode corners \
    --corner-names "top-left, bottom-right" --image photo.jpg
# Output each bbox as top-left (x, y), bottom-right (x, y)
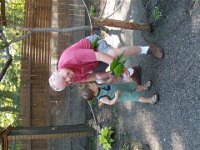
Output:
top-left (86, 34), bottom-right (112, 73)
top-left (86, 34), bottom-right (113, 53)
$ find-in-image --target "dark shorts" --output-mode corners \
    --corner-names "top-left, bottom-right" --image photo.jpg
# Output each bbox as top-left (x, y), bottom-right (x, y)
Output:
top-left (93, 62), bottom-right (109, 73)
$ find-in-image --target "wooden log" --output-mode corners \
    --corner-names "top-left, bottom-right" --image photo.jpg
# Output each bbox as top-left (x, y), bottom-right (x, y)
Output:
top-left (93, 17), bottom-right (152, 32)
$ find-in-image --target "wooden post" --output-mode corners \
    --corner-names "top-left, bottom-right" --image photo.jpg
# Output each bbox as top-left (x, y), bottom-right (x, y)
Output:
top-left (0, 125), bottom-right (14, 150)
top-left (93, 17), bottom-right (152, 32)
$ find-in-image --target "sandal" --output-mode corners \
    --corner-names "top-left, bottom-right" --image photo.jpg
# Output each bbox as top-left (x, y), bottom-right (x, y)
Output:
top-left (150, 94), bottom-right (158, 104)
top-left (143, 80), bottom-right (152, 91)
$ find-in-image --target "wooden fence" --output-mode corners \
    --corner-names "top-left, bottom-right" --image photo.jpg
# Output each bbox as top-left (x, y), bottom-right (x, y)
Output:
top-left (19, 0), bottom-right (89, 149)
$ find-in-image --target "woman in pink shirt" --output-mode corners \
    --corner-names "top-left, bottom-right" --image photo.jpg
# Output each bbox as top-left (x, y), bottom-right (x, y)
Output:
top-left (49, 34), bottom-right (164, 91)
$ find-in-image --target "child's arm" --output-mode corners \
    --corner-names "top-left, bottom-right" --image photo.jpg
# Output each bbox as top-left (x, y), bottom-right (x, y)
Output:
top-left (96, 75), bottom-right (115, 84)
top-left (99, 90), bottom-right (120, 105)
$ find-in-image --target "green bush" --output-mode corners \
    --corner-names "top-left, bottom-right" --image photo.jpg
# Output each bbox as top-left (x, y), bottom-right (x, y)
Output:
top-left (99, 127), bottom-right (114, 150)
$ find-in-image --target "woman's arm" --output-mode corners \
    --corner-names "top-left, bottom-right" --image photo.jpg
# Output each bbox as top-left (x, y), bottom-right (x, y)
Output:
top-left (99, 90), bottom-right (120, 105)
top-left (83, 72), bottom-right (112, 83)
top-left (95, 52), bottom-right (114, 64)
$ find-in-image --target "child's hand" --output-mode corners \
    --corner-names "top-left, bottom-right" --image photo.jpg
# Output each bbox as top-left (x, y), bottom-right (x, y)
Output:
top-left (123, 68), bottom-right (134, 82)
top-left (123, 68), bottom-right (131, 79)
top-left (124, 68), bottom-right (130, 77)
top-left (115, 90), bottom-right (120, 98)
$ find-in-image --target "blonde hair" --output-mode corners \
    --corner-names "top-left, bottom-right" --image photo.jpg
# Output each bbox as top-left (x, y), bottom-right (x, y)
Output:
top-left (81, 85), bottom-right (95, 100)
top-left (49, 72), bottom-right (66, 91)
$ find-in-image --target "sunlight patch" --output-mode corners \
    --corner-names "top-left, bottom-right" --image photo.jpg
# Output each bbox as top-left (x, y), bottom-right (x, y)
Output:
top-left (192, 14), bottom-right (200, 32)
top-left (51, 0), bottom-right (59, 55)
top-left (122, 101), bottom-right (135, 111)
top-left (115, 0), bottom-right (131, 20)
top-left (101, 0), bottom-right (132, 48)
top-left (135, 111), bottom-right (162, 150)
top-left (171, 132), bottom-right (185, 150)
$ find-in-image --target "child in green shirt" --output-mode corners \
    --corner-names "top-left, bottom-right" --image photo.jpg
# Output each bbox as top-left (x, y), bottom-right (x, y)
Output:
top-left (81, 80), bottom-right (158, 105)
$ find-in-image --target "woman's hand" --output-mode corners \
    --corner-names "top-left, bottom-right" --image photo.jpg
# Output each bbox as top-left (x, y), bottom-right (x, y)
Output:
top-left (123, 68), bottom-right (133, 82)
top-left (123, 67), bottom-right (130, 77)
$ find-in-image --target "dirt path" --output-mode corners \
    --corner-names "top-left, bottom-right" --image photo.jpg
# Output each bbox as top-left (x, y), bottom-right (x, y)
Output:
top-left (94, 0), bottom-right (200, 149)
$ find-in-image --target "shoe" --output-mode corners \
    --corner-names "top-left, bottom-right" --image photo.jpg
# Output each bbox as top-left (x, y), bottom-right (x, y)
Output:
top-left (143, 80), bottom-right (152, 91)
top-left (147, 44), bottom-right (164, 59)
top-left (131, 67), bottom-right (141, 85)
top-left (150, 94), bottom-right (158, 104)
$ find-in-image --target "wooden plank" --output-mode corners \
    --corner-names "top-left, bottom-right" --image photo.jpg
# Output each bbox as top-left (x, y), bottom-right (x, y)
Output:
top-left (8, 125), bottom-right (95, 141)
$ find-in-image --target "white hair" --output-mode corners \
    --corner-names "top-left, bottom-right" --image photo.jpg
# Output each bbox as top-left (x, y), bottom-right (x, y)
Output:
top-left (49, 72), bottom-right (65, 91)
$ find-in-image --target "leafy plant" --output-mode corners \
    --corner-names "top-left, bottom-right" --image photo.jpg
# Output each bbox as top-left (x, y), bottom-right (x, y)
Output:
top-left (0, 0), bottom-right (25, 128)
top-left (89, 5), bottom-right (95, 17)
top-left (151, 6), bottom-right (162, 21)
top-left (99, 127), bottom-right (114, 150)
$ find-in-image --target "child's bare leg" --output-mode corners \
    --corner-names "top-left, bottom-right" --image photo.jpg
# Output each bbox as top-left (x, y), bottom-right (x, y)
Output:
top-left (139, 96), bottom-right (152, 103)
top-left (139, 95), bottom-right (158, 104)
top-left (136, 80), bottom-right (152, 91)
top-left (136, 85), bottom-right (145, 91)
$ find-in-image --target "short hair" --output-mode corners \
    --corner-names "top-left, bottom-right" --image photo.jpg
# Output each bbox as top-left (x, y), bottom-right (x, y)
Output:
top-left (49, 72), bottom-right (66, 91)
top-left (81, 85), bottom-right (95, 100)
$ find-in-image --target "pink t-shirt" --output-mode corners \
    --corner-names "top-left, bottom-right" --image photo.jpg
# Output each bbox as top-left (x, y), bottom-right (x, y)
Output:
top-left (58, 38), bottom-right (98, 82)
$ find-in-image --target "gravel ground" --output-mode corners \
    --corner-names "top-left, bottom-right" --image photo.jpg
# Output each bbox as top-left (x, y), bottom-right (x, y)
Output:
top-left (93, 0), bottom-right (200, 149)
top-left (139, 0), bottom-right (200, 149)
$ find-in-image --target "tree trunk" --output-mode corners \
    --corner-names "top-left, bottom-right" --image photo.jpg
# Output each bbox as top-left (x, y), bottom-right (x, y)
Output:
top-left (0, 0), bottom-right (7, 26)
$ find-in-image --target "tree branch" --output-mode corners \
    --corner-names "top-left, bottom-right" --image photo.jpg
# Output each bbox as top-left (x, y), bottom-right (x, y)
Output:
top-left (8, 31), bottom-right (32, 44)
top-left (0, 106), bottom-right (18, 112)
top-left (23, 26), bottom-right (90, 33)
top-left (0, 47), bottom-right (12, 81)
top-left (0, 28), bottom-right (12, 82)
